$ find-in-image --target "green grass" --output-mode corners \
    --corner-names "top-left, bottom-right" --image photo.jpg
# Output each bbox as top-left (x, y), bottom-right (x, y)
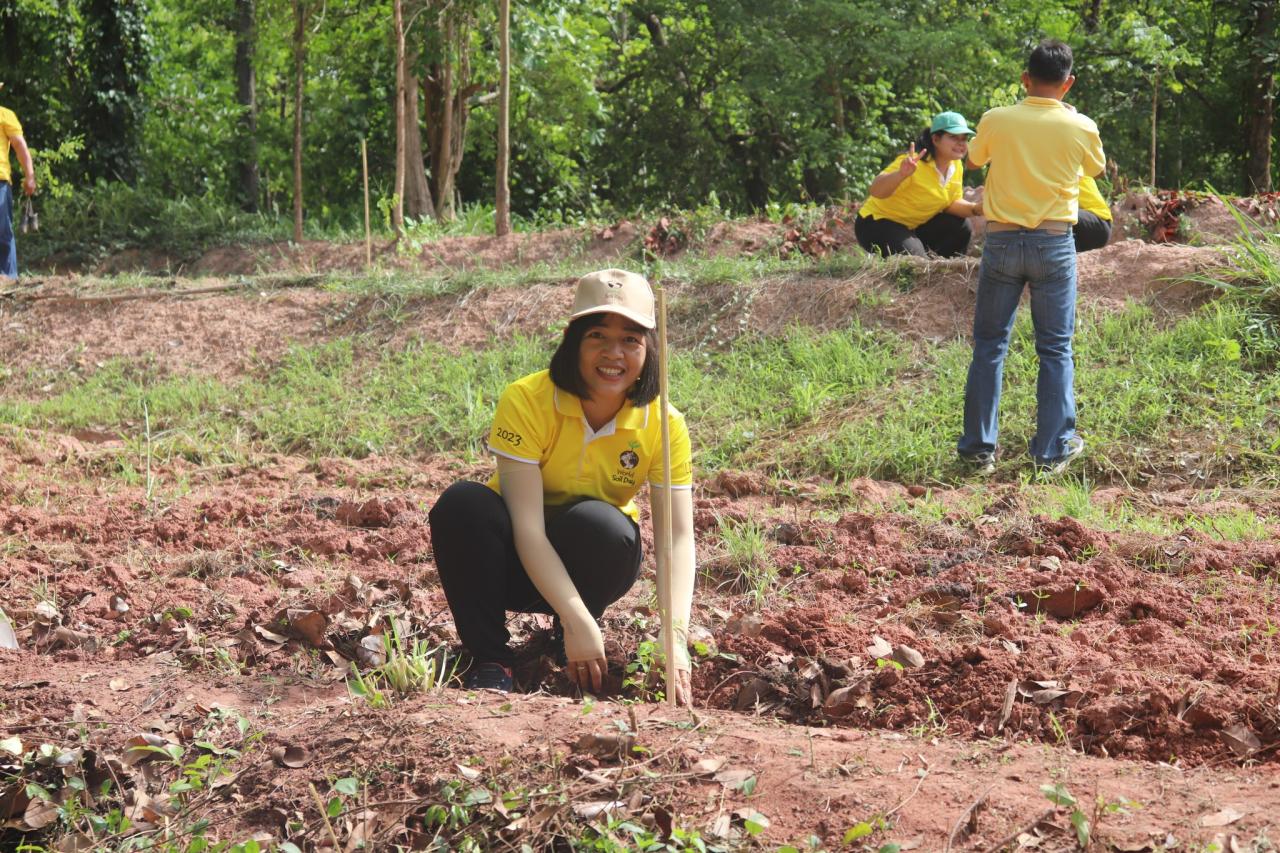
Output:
top-left (1, 293), bottom-right (1278, 487)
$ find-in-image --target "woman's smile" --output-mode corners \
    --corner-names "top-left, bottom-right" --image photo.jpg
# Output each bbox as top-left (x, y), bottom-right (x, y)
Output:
top-left (579, 313), bottom-right (647, 405)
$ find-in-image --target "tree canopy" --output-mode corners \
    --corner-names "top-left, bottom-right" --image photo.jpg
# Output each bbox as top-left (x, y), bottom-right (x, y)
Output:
top-left (1, 0), bottom-right (1275, 229)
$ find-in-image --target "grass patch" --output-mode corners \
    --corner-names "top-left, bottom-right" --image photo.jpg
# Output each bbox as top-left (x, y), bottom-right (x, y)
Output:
top-left (784, 300), bottom-right (1280, 483)
top-left (1, 295), bottom-right (1278, 487)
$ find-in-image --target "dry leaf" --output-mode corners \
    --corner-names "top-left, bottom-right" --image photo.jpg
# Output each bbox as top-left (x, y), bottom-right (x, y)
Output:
top-left (998, 679), bottom-right (1017, 731)
top-left (356, 634), bottom-right (386, 668)
top-left (1200, 806), bottom-right (1245, 827)
top-left (456, 763), bottom-right (482, 781)
top-left (122, 733), bottom-right (173, 767)
top-left (54, 831), bottom-right (98, 852)
top-left (502, 804), bottom-right (558, 836)
top-left (109, 678), bottom-right (131, 692)
top-left (34, 601), bottom-right (59, 625)
top-left (573, 731), bottom-right (633, 759)
top-left (866, 635), bottom-right (893, 659)
top-left (712, 768), bottom-right (754, 788)
top-left (691, 756), bottom-right (725, 776)
top-left (271, 745), bottom-right (311, 768)
top-left (1219, 724), bottom-right (1262, 757)
top-left (572, 800), bottom-right (624, 819)
top-left (279, 608), bottom-right (329, 647)
top-left (24, 797), bottom-right (59, 830)
top-left (1031, 688), bottom-right (1071, 705)
top-left (253, 624), bottom-right (288, 646)
top-left (108, 595), bottom-right (130, 619)
top-left (733, 807), bottom-right (770, 829)
top-left (892, 644), bottom-right (925, 669)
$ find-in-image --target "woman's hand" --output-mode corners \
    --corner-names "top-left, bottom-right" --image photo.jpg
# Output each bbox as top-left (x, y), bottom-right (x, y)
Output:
top-left (897, 142), bottom-right (920, 176)
top-left (673, 667), bottom-right (693, 707)
top-left (563, 614), bottom-right (608, 694)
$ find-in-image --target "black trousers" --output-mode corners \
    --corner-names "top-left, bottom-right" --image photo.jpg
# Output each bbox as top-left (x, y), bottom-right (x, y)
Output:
top-left (1073, 210), bottom-right (1112, 252)
top-left (428, 481), bottom-right (642, 665)
top-left (855, 211), bottom-right (972, 258)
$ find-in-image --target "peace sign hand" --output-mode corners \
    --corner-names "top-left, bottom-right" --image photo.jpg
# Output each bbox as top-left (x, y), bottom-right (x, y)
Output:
top-left (897, 142), bottom-right (920, 176)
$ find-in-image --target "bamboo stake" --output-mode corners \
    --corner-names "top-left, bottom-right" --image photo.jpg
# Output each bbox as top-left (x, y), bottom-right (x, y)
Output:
top-left (655, 285), bottom-right (677, 706)
top-left (361, 138), bottom-right (372, 268)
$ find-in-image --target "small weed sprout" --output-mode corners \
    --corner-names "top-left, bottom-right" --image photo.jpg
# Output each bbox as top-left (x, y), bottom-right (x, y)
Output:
top-left (348, 625), bottom-right (454, 707)
top-left (702, 516), bottom-right (776, 607)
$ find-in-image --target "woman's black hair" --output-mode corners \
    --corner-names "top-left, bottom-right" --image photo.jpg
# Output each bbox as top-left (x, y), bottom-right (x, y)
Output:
top-left (548, 313), bottom-right (660, 406)
top-left (913, 128), bottom-right (939, 162)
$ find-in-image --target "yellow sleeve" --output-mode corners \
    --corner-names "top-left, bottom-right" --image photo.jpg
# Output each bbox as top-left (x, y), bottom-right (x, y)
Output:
top-left (1082, 121), bottom-right (1105, 178)
top-left (650, 409), bottom-right (692, 488)
top-left (968, 114), bottom-right (991, 167)
top-left (948, 168), bottom-right (963, 204)
top-left (487, 382), bottom-right (546, 462)
top-left (0, 109), bottom-right (22, 138)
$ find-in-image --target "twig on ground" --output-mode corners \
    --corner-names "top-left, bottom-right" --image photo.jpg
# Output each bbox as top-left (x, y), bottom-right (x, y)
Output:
top-left (944, 784), bottom-right (995, 852)
top-left (981, 806), bottom-right (1056, 853)
top-left (883, 766), bottom-right (928, 817)
top-left (309, 782), bottom-right (344, 850)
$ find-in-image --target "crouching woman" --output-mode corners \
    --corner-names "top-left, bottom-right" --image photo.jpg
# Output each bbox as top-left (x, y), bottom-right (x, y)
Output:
top-left (855, 111), bottom-right (982, 258)
top-left (428, 269), bottom-right (696, 705)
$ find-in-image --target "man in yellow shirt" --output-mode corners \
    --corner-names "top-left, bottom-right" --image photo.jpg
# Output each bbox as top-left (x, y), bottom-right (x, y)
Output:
top-left (958, 40), bottom-right (1105, 476)
top-left (0, 89), bottom-right (37, 280)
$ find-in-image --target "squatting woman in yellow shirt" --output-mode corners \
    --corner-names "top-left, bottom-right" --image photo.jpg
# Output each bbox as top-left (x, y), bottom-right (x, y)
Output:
top-left (428, 269), bottom-right (696, 705)
top-left (855, 111), bottom-right (983, 258)
top-left (1074, 173), bottom-right (1113, 252)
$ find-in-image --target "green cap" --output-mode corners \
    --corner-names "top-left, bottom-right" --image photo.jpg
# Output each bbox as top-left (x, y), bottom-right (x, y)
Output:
top-left (930, 111), bottom-right (973, 136)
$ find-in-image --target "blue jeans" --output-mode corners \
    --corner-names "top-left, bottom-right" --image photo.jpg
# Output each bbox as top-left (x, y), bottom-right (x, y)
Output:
top-left (958, 228), bottom-right (1078, 464)
top-left (0, 182), bottom-right (15, 278)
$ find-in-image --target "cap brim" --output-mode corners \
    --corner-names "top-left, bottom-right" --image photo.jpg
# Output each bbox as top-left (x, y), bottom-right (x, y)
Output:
top-left (569, 305), bottom-right (656, 329)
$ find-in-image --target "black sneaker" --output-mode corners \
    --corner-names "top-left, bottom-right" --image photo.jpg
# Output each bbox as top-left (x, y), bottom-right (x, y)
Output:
top-left (959, 450), bottom-right (996, 476)
top-left (463, 661), bottom-right (513, 692)
top-left (1034, 436), bottom-right (1085, 477)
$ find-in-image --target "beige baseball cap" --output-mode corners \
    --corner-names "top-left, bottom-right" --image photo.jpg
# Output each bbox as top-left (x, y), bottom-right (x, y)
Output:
top-left (569, 268), bottom-right (656, 329)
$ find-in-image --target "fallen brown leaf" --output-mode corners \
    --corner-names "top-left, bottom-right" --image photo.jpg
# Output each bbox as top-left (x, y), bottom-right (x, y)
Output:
top-left (271, 745), bottom-right (311, 768)
top-left (1218, 724), bottom-right (1262, 757)
top-left (1200, 806), bottom-right (1245, 827)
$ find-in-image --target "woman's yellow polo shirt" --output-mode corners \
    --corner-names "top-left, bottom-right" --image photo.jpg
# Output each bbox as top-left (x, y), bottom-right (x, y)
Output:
top-left (859, 154), bottom-right (963, 229)
top-left (486, 370), bottom-right (693, 523)
top-left (1078, 175), bottom-right (1112, 221)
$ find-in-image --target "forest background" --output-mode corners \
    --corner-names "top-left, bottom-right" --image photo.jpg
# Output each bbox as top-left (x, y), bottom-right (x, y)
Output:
top-left (4, 0), bottom-right (1278, 259)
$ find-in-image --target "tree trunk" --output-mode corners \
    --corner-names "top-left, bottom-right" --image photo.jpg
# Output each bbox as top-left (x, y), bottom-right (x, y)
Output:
top-left (234, 0), bottom-right (259, 212)
top-left (1082, 0), bottom-right (1103, 34)
top-left (1243, 0), bottom-right (1277, 193)
top-left (393, 0), bottom-right (406, 236)
top-left (291, 0), bottom-right (306, 243)
top-left (1149, 72), bottom-right (1158, 188)
top-left (421, 7), bottom-right (478, 223)
top-left (403, 57), bottom-right (434, 220)
top-left (495, 0), bottom-right (511, 236)
top-left (437, 14), bottom-right (456, 221)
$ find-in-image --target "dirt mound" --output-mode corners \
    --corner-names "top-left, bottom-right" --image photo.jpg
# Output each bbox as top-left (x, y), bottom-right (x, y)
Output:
top-left (2, 232), bottom-right (1227, 386)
